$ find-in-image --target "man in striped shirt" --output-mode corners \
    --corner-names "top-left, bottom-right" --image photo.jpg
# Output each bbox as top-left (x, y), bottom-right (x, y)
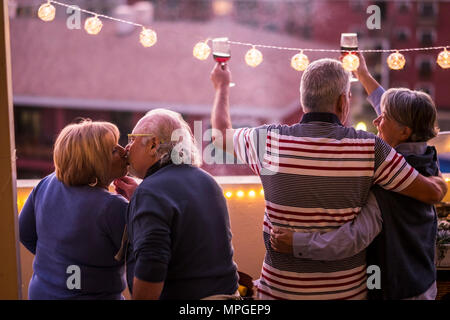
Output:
top-left (210, 59), bottom-right (447, 300)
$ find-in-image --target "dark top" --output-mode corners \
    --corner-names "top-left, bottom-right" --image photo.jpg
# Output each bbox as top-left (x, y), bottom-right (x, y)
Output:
top-left (19, 173), bottom-right (128, 299)
top-left (126, 161), bottom-right (239, 300)
top-left (368, 145), bottom-right (438, 299)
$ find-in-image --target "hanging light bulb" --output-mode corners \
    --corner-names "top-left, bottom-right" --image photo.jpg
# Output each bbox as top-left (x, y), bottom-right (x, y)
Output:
top-left (140, 27), bottom-right (157, 47)
top-left (437, 48), bottom-right (450, 69)
top-left (38, 1), bottom-right (56, 22)
top-left (355, 122), bottom-right (367, 131)
top-left (84, 15), bottom-right (103, 35)
top-left (342, 53), bottom-right (360, 72)
top-left (193, 41), bottom-right (211, 60)
top-left (291, 51), bottom-right (309, 71)
top-left (387, 51), bottom-right (406, 70)
top-left (245, 46), bottom-right (263, 67)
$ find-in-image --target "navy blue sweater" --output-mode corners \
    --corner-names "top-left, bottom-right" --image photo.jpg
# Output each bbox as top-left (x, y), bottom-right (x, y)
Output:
top-left (19, 173), bottom-right (128, 299)
top-left (126, 162), bottom-right (239, 299)
top-left (368, 145), bottom-right (438, 299)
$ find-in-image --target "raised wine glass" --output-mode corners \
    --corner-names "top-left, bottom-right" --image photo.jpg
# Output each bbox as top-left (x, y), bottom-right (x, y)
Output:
top-left (212, 37), bottom-right (235, 87)
top-left (340, 33), bottom-right (359, 82)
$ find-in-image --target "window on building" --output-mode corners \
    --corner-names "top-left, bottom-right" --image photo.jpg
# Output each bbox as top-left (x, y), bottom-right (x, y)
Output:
top-left (418, 1), bottom-right (438, 18)
top-left (417, 28), bottom-right (436, 47)
top-left (416, 56), bottom-right (435, 79)
top-left (15, 107), bottom-right (42, 145)
top-left (396, 1), bottom-right (411, 13)
top-left (395, 27), bottom-right (410, 42)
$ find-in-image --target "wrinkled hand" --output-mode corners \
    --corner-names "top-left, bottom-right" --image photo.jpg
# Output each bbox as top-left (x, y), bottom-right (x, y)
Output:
top-left (352, 52), bottom-right (370, 80)
top-left (270, 227), bottom-right (294, 254)
top-left (210, 62), bottom-right (231, 90)
top-left (113, 176), bottom-right (138, 201)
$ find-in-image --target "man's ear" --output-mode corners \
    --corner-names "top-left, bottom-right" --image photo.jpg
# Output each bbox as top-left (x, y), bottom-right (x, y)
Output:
top-left (335, 94), bottom-right (348, 120)
top-left (145, 137), bottom-right (157, 153)
top-left (401, 126), bottom-right (413, 141)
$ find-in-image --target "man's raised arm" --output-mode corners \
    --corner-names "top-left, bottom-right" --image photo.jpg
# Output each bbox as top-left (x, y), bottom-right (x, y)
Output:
top-left (210, 63), bottom-right (235, 154)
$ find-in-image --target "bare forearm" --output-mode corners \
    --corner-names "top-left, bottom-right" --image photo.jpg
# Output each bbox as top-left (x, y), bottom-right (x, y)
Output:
top-left (212, 87), bottom-right (232, 135)
top-left (400, 175), bottom-right (447, 204)
top-left (358, 72), bottom-right (381, 97)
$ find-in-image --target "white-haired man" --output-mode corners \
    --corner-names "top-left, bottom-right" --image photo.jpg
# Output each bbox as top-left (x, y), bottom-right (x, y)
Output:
top-left (115, 108), bottom-right (239, 300)
top-left (210, 59), bottom-right (447, 300)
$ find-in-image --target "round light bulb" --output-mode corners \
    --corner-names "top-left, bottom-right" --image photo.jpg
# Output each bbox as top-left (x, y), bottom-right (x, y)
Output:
top-left (387, 51), bottom-right (406, 70)
top-left (437, 48), bottom-right (450, 69)
top-left (249, 190), bottom-right (256, 197)
top-left (237, 190), bottom-right (244, 198)
top-left (140, 28), bottom-right (157, 47)
top-left (245, 47), bottom-right (263, 67)
top-left (84, 16), bottom-right (103, 35)
top-left (38, 1), bottom-right (56, 22)
top-left (342, 53), bottom-right (360, 72)
top-left (291, 52), bottom-right (309, 71)
top-left (193, 41), bottom-right (211, 60)
top-left (355, 122), bottom-right (367, 131)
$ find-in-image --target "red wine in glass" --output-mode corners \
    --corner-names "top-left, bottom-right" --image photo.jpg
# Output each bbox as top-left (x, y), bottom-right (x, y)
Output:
top-left (212, 37), bottom-right (235, 87)
top-left (213, 53), bottom-right (231, 63)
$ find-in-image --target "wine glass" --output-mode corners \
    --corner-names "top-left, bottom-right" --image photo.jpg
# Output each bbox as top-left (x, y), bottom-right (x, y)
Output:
top-left (212, 37), bottom-right (235, 87)
top-left (340, 33), bottom-right (359, 82)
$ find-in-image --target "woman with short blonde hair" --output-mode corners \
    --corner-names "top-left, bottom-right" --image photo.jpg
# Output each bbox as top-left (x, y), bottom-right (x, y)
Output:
top-left (54, 121), bottom-right (121, 187)
top-left (19, 119), bottom-right (129, 300)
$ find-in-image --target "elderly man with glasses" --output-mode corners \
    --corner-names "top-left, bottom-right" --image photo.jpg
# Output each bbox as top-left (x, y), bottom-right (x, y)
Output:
top-left (114, 108), bottom-right (239, 300)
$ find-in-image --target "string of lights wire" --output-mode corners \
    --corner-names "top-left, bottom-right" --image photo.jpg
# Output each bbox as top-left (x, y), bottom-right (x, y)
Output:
top-left (38, 1), bottom-right (450, 71)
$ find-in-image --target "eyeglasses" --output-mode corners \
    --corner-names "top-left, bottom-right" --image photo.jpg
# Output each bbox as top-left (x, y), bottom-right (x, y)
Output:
top-left (127, 133), bottom-right (155, 145)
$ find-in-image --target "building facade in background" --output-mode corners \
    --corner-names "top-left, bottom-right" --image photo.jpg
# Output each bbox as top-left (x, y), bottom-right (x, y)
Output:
top-left (10, 0), bottom-right (450, 178)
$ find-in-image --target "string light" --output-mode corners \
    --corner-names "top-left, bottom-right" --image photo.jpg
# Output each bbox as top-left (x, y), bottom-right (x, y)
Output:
top-left (140, 27), bottom-right (157, 47)
top-left (437, 48), bottom-right (450, 69)
top-left (387, 51), bottom-right (406, 70)
top-left (38, 1), bottom-right (56, 22)
top-left (84, 15), bottom-right (103, 35)
top-left (342, 53), bottom-right (360, 72)
top-left (355, 122), bottom-right (367, 131)
top-left (40, 2), bottom-right (448, 72)
top-left (193, 41), bottom-right (211, 60)
top-left (291, 51), bottom-right (309, 71)
top-left (245, 46), bottom-right (263, 67)
top-left (223, 189), bottom-right (265, 199)
top-left (42, 1), bottom-right (158, 46)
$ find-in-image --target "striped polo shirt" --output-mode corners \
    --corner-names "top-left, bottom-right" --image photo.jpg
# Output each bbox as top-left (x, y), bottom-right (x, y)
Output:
top-left (233, 112), bottom-right (418, 300)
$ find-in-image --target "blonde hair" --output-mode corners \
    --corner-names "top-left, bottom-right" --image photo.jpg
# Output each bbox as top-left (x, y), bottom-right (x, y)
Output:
top-left (54, 120), bottom-right (120, 186)
top-left (136, 109), bottom-right (201, 167)
top-left (381, 88), bottom-right (439, 142)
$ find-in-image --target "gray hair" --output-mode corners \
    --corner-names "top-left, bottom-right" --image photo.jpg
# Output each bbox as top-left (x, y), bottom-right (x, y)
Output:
top-left (135, 109), bottom-right (201, 167)
top-left (300, 58), bottom-right (351, 113)
top-left (381, 88), bottom-right (439, 142)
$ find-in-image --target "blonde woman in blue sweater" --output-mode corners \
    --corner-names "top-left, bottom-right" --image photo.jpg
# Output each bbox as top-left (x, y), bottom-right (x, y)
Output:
top-left (19, 120), bottom-right (129, 299)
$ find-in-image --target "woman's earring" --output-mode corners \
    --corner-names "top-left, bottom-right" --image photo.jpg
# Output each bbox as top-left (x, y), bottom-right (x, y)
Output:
top-left (88, 177), bottom-right (98, 187)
